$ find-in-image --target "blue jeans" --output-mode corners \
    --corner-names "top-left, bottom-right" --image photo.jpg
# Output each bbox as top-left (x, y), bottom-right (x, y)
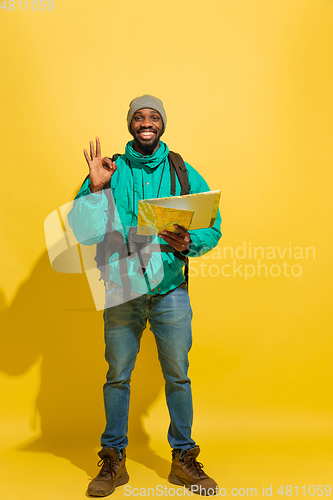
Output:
top-left (101, 281), bottom-right (196, 452)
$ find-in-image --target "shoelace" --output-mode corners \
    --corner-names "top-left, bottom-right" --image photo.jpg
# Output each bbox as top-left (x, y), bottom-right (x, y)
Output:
top-left (186, 457), bottom-right (206, 477)
top-left (97, 458), bottom-right (118, 478)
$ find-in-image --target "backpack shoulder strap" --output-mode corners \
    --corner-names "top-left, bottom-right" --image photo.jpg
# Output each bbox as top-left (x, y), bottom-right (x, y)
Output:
top-left (168, 151), bottom-right (190, 196)
top-left (102, 154), bottom-right (121, 229)
top-left (103, 154), bottom-right (121, 191)
top-left (168, 152), bottom-right (191, 288)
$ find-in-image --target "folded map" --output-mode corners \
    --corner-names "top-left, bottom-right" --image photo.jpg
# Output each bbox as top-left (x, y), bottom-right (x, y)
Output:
top-left (137, 190), bottom-right (221, 235)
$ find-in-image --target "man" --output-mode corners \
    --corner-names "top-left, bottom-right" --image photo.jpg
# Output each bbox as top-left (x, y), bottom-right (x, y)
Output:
top-left (68, 95), bottom-right (222, 497)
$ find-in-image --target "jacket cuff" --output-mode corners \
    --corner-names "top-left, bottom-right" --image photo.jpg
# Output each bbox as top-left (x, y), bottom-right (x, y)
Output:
top-left (180, 234), bottom-right (203, 258)
top-left (81, 188), bottom-right (105, 207)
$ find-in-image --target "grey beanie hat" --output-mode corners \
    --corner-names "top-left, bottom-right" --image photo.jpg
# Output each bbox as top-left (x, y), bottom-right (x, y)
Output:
top-left (127, 94), bottom-right (167, 134)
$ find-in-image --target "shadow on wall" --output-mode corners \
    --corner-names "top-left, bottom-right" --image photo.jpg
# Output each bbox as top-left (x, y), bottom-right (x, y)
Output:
top-left (0, 251), bottom-right (170, 479)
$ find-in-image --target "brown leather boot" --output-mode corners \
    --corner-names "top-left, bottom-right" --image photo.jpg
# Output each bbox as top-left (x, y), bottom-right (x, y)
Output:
top-left (168, 447), bottom-right (218, 496)
top-left (87, 447), bottom-right (129, 497)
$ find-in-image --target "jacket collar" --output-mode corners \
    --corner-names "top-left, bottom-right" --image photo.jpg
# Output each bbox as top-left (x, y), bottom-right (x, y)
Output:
top-left (124, 140), bottom-right (169, 169)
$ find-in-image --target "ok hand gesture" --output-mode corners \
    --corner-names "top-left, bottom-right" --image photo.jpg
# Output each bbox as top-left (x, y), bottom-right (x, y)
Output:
top-left (83, 137), bottom-right (117, 193)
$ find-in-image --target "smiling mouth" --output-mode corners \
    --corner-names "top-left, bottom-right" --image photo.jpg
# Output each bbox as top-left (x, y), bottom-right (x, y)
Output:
top-left (138, 130), bottom-right (156, 140)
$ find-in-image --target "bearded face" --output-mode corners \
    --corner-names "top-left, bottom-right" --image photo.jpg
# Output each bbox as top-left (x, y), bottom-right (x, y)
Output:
top-left (130, 108), bottom-right (163, 156)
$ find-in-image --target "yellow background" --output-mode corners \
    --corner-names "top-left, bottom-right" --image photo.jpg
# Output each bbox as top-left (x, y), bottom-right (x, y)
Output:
top-left (1, 0), bottom-right (332, 498)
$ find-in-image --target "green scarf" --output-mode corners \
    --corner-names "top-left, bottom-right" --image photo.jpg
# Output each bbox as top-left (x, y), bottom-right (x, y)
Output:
top-left (124, 140), bottom-right (169, 169)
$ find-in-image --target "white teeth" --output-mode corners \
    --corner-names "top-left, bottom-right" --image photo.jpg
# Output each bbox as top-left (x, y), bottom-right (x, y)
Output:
top-left (140, 132), bottom-right (154, 138)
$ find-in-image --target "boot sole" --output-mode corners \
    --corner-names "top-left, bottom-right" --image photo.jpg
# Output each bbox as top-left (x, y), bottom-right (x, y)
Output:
top-left (168, 471), bottom-right (184, 486)
top-left (87, 471), bottom-right (130, 497)
top-left (168, 472), bottom-right (216, 496)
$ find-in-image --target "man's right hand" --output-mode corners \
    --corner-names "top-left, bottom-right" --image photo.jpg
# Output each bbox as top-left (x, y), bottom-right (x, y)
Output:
top-left (83, 136), bottom-right (117, 193)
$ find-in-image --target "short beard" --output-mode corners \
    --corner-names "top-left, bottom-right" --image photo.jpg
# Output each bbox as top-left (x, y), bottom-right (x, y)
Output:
top-left (132, 128), bottom-right (162, 155)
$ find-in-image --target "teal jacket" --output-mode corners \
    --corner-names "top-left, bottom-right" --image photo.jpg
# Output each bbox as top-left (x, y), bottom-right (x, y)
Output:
top-left (68, 140), bottom-right (222, 295)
